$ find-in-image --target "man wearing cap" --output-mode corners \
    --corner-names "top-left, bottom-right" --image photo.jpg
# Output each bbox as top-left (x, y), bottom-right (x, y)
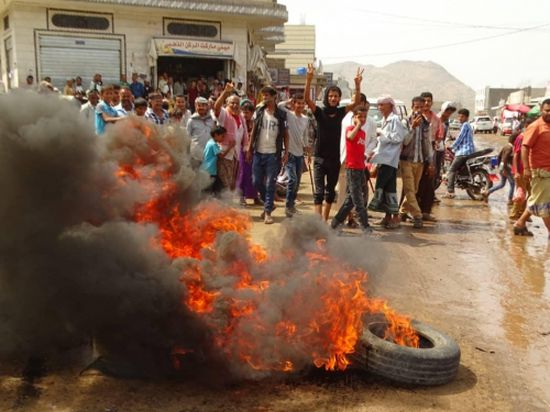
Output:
top-left (368, 95), bottom-right (408, 229)
top-left (187, 96), bottom-right (215, 169)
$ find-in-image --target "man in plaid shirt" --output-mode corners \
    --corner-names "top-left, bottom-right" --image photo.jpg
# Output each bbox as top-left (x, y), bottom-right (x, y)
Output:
top-left (145, 93), bottom-right (169, 125)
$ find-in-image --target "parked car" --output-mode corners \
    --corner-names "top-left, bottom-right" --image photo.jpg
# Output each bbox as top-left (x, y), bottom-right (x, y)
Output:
top-left (498, 118), bottom-right (514, 136)
top-left (449, 119), bottom-right (461, 130)
top-left (471, 116), bottom-right (494, 134)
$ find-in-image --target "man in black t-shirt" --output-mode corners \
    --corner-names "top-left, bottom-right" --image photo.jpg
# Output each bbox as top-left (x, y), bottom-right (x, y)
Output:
top-left (304, 63), bottom-right (364, 221)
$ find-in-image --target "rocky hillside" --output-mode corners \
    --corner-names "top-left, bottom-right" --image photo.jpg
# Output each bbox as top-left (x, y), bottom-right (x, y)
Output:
top-left (324, 60), bottom-right (475, 109)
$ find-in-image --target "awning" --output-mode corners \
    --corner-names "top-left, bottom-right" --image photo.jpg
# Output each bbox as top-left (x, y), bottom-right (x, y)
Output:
top-left (150, 38), bottom-right (235, 60)
top-left (505, 104), bottom-right (532, 113)
top-left (248, 44), bottom-right (272, 83)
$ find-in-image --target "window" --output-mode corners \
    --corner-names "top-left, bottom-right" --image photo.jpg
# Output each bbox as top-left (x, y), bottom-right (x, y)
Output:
top-left (3, 15), bottom-right (8, 31)
top-left (51, 13), bottom-right (110, 30)
top-left (163, 18), bottom-right (221, 39)
top-left (47, 9), bottom-right (113, 33)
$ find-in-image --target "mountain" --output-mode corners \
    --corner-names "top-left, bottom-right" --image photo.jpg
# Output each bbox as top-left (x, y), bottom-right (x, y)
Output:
top-left (323, 60), bottom-right (475, 110)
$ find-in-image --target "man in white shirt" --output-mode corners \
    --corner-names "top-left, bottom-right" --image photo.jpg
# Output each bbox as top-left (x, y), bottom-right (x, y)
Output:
top-left (338, 94), bottom-right (377, 220)
top-left (80, 89), bottom-right (100, 129)
top-left (278, 94), bottom-right (310, 217)
top-left (114, 86), bottom-right (134, 116)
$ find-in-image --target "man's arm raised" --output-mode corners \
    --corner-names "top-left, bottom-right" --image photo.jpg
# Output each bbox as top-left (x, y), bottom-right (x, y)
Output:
top-left (303, 63), bottom-right (317, 113)
top-left (214, 81), bottom-right (234, 117)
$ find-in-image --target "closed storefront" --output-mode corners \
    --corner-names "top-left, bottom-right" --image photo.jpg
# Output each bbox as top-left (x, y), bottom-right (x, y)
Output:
top-left (37, 32), bottom-right (124, 88)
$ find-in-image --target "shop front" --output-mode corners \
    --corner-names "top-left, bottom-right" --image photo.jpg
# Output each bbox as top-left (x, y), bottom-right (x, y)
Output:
top-left (150, 37), bottom-right (235, 86)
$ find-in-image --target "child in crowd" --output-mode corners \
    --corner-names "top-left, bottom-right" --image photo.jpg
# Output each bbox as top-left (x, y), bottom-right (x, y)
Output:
top-left (95, 84), bottom-right (122, 135)
top-left (331, 107), bottom-right (372, 233)
top-left (134, 98), bottom-right (148, 117)
top-left (201, 126), bottom-right (235, 195)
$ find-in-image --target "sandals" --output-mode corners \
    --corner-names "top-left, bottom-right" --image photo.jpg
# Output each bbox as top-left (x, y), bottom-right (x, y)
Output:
top-left (513, 225), bottom-right (533, 236)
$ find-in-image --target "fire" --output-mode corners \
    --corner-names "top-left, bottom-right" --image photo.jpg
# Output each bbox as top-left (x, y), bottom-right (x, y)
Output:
top-left (113, 125), bottom-right (419, 376)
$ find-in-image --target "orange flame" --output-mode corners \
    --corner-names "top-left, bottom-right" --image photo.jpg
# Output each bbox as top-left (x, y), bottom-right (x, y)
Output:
top-left (113, 128), bottom-right (419, 375)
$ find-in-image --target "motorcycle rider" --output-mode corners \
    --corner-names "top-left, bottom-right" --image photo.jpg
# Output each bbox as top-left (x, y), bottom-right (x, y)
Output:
top-left (443, 108), bottom-right (475, 199)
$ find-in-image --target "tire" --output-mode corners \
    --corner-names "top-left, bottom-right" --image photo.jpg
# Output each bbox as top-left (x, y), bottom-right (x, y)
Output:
top-left (466, 168), bottom-right (491, 200)
top-left (351, 320), bottom-right (460, 386)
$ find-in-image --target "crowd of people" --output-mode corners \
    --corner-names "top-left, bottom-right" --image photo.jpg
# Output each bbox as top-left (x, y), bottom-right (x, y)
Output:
top-left (23, 68), bottom-right (550, 239)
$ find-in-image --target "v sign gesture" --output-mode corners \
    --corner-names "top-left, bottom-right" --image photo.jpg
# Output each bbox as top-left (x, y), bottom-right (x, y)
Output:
top-left (354, 67), bottom-right (364, 86)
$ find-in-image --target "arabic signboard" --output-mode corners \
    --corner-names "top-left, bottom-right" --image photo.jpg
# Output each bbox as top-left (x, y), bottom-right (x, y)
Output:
top-left (277, 69), bottom-right (290, 86)
top-left (154, 38), bottom-right (234, 59)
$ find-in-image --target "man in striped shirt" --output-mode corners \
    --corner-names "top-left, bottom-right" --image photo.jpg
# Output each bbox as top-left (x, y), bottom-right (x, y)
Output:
top-left (444, 108), bottom-right (475, 198)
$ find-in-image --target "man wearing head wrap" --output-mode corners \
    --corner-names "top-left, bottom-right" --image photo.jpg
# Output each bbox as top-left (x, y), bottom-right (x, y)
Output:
top-left (304, 63), bottom-right (364, 222)
top-left (368, 95), bottom-right (408, 229)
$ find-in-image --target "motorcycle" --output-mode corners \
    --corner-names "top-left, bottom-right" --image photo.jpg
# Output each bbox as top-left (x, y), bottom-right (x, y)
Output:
top-left (439, 146), bottom-right (495, 200)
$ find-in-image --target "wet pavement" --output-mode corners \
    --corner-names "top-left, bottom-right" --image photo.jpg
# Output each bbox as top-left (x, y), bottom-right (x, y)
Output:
top-left (1, 133), bottom-right (548, 411)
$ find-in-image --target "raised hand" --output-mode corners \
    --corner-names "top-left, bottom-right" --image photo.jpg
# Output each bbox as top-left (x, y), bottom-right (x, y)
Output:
top-left (306, 63), bottom-right (315, 81)
top-left (354, 67), bottom-right (364, 85)
top-left (224, 81), bottom-right (235, 94)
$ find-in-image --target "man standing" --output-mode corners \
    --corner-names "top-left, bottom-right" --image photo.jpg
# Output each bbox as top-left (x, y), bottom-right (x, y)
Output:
top-left (399, 96), bottom-right (432, 228)
top-left (145, 93), bottom-right (169, 125)
top-left (416, 92), bottom-right (441, 220)
top-left (89, 73), bottom-right (103, 93)
top-left (130, 73), bottom-right (145, 98)
top-left (513, 99), bottom-right (550, 238)
top-left (435, 102), bottom-right (457, 192)
top-left (214, 82), bottom-right (248, 191)
top-left (175, 95), bottom-right (192, 127)
top-left (115, 87), bottom-right (134, 116)
top-left (338, 94), bottom-right (377, 224)
top-left (368, 95), bottom-right (408, 229)
top-left (80, 89), bottom-right (100, 128)
top-left (443, 109), bottom-right (475, 198)
top-left (278, 93), bottom-right (310, 217)
top-left (187, 97), bottom-right (215, 169)
top-left (304, 63), bottom-right (363, 221)
top-left (246, 86), bottom-right (289, 224)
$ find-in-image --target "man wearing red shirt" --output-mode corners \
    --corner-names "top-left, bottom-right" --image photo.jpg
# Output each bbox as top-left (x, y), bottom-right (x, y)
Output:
top-left (513, 99), bottom-right (550, 237)
top-left (331, 107), bottom-right (372, 233)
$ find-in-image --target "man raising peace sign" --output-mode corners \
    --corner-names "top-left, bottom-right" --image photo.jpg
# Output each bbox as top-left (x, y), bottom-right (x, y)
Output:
top-left (304, 64), bottom-right (364, 221)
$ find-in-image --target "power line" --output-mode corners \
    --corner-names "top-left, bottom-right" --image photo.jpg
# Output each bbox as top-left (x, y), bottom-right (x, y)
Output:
top-left (348, 7), bottom-right (533, 31)
top-left (321, 22), bottom-right (550, 59)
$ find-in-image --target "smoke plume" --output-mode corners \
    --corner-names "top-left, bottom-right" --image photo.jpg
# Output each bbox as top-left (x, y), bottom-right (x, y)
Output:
top-left (0, 91), bottom-right (413, 380)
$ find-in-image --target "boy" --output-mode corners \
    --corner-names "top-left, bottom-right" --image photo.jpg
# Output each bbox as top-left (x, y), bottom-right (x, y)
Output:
top-left (278, 93), bottom-right (310, 217)
top-left (134, 98), bottom-right (148, 117)
top-left (443, 108), bottom-right (475, 198)
top-left (331, 107), bottom-right (372, 233)
top-left (95, 84), bottom-right (123, 135)
top-left (201, 126), bottom-right (235, 195)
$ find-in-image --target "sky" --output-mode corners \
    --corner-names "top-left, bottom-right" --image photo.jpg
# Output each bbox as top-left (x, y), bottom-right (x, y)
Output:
top-left (279, 0), bottom-right (550, 91)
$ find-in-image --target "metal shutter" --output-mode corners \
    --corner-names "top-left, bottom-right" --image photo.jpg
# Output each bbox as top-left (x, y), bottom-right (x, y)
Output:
top-left (38, 34), bottom-right (121, 90)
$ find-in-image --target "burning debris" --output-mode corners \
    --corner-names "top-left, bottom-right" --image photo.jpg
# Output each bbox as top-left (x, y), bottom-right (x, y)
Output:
top-left (0, 92), bottom-right (419, 380)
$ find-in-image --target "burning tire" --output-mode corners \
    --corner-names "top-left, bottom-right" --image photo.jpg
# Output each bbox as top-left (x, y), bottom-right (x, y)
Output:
top-left (352, 320), bottom-right (460, 386)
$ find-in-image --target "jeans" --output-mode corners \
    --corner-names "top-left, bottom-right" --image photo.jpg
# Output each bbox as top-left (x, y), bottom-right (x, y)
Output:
top-left (313, 157), bottom-right (340, 205)
top-left (252, 152), bottom-right (280, 214)
top-left (488, 171), bottom-right (515, 200)
top-left (447, 155), bottom-right (469, 193)
top-left (333, 169), bottom-right (369, 228)
top-left (285, 154), bottom-right (303, 209)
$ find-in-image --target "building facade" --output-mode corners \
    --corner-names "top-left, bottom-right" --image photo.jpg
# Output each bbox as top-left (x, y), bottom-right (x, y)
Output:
top-left (0, 0), bottom-right (287, 91)
top-left (268, 24), bottom-right (315, 74)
